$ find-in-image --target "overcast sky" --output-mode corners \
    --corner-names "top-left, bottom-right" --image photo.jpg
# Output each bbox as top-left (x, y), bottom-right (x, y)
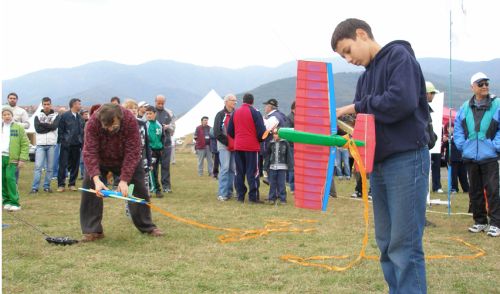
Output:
top-left (1, 0), bottom-right (499, 80)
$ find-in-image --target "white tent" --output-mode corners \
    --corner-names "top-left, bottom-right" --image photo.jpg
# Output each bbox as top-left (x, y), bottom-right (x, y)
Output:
top-left (174, 89), bottom-right (224, 139)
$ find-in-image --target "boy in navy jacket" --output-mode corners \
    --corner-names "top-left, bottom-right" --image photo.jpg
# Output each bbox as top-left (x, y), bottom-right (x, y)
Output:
top-left (333, 18), bottom-right (430, 293)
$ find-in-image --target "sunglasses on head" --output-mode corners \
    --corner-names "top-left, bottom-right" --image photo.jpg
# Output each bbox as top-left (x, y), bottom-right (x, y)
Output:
top-left (477, 81), bottom-right (489, 88)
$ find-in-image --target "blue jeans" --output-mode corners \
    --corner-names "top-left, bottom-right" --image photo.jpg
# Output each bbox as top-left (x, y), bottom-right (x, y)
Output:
top-left (371, 147), bottom-right (429, 294)
top-left (335, 147), bottom-right (351, 178)
top-left (268, 169), bottom-right (287, 201)
top-left (217, 147), bottom-right (235, 198)
top-left (31, 145), bottom-right (55, 190)
top-left (53, 143), bottom-right (60, 178)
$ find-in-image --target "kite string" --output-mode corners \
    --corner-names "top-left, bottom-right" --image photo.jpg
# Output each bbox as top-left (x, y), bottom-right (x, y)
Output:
top-left (280, 136), bottom-right (486, 271)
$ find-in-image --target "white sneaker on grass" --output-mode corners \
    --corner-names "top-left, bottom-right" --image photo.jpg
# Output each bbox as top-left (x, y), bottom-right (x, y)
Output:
top-left (487, 225), bottom-right (500, 237)
top-left (8, 206), bottom-right (21, 212)
top-left (3, 204), bottom-right (12, 210)
top-left (468, 224), bottom-right (489, 233)
top-left (436, 188), bottom-right (444, 193)
top-left (217, 195), bottom-right (227, 201)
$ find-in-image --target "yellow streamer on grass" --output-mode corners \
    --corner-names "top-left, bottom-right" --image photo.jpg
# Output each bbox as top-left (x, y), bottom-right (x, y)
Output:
top-left (147, 203), bottom-right (318, 243)
top-left (280, 136), bottom-right (486, 271)
top-left (88, 189), bottom-right (318, 243)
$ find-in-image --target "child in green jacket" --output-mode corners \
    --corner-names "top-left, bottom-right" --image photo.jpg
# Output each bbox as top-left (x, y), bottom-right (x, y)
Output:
top-left (2, 106), bottom-right (30, 211)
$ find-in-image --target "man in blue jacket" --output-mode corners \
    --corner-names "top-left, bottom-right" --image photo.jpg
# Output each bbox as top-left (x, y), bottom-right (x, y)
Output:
top-left (57, 98), bottom-right (84, 192)
top-left (454, 72), bottom-right (500, 238)
top-left (333, 19), bottom-right (430, 293)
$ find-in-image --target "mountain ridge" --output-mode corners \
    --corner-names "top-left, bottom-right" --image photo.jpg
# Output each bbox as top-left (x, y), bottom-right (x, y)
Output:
top-left (3, 58), bottom-right (499, 114)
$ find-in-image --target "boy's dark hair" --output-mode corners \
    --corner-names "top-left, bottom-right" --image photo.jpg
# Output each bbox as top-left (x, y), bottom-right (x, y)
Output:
top-left (7, 92), bottom-right (18, 99)
top-left (145, 105), bottom-right (156, 113)
top-left (242, 93), bottom-right (254, 104)
top-left (69, 98), bottom-right (81, 108)
top-left (291, 101), bottom-right (296, 110)
top-left (41, 97), bottom-right (52, 103)
top-left (96, 103), bottom-right (123, 126)
top-left (110, 96), bottom-right (121, 104)
top-left (201, 116), bottom-right (208, 121)
top-left (331, 18), bottom-right (374, 51)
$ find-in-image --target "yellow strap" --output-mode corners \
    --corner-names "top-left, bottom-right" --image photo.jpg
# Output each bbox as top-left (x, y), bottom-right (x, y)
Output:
top-left (148, 203), bottom-right (318, 243)
top-left (280, 136), bottom-right (486, 271)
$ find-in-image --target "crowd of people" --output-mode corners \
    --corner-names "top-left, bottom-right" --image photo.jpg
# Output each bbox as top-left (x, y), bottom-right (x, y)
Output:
top-left (2, 18), bottom-right (498, 293)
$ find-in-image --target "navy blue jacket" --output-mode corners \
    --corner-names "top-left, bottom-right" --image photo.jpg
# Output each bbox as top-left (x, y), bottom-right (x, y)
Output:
top-left (353, 40), bottom-right (429, 163)
top-left (57, 111), bottom-right (84, 147)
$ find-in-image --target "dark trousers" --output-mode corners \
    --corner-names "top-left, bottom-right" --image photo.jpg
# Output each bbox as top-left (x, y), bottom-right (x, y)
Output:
top-left (212, 152), bottom-right (220, 177)
top-left (58, 145), bottom-right (81, 187)
top-left (430, 153), bottom-right (442, 191)
top-left (268, 169), bottom-right (287, 201)
top-left (151, 149), bottom-right (162, 192)
top-left (450, 161), bottom-right (469, 192)
top-left (466, 161), bottom-right (500, 227)
top-left (234, 151), bottom-right (260, 202)
top-left (80, 163), bottom-right (157, 234)
top-left (160, 145), bottom-right (172, 190)
top-left (355, 172), bottom-right (371, 194)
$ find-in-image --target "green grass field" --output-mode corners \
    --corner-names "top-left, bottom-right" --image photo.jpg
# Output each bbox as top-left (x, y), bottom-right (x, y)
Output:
top-left (2, 151), bottom-right (499, 293)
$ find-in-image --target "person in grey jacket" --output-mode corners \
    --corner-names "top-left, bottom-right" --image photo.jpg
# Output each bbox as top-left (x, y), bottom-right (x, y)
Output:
top-left (154, 95), bottom-right (175, 193)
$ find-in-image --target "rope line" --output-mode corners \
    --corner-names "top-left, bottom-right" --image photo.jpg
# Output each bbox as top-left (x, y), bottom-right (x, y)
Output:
top-left (147, 203), bottom-right (318, 243)
top-left (280, 136), bottom-right (486, 271)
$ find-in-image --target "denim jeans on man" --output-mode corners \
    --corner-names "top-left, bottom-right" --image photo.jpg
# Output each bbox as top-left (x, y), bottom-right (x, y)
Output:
top-left (31, 145), bottom-right (55, 191)
top-left (335, 147), bottom-right (351, 178)
top-left (370, 147), bottom-right (429, 294)
top-left (52, 143), bottom-right (60, 178)
top-left (217, 146), bottom-right (235, 198)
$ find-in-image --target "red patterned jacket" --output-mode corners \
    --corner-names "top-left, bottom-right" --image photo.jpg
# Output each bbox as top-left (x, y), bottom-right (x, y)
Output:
top-left (83, 106), bottom-right (141, 183)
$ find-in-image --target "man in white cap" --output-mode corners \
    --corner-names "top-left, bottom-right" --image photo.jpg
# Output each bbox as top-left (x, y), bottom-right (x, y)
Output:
top-left (137, 101), bottom-right (149, 120)
top-left (425, 82), bottom-right (442, 194)
top-left (454, 72), bottom-right (500, 237)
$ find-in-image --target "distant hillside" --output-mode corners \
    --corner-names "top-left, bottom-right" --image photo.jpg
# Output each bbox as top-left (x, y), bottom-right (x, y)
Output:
top-left (243, 58), bottom-right (500, 112)
top-left (236, 72), bottom-right (362, 114)
top-left (3, 58), bottom-right (499, 115)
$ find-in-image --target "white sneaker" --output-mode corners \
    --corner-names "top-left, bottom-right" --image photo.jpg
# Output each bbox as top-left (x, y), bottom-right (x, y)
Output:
top-left (8, 206), bottom-right (21, 212)
top-left (436, 189), bottom-right (444, 193)
top-left (217, 195), bottom-right (227, 201)
top-left (3, 204), bottom-right (12, 210)
top-left (468, 224), bottom-right (489, 233)
top-left (487, 225), bottom-right (500, 237)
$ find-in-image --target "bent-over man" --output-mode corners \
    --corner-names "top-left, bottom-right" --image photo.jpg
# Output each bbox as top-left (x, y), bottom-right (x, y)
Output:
top-left (80, 103), bottom-right (163, 242)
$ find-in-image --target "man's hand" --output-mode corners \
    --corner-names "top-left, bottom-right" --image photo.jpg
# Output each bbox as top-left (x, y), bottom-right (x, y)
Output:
top-left (93, 176), bottom-right (108, 196)
top-left (336, 104), bottom-right (356, 118)
top-left (116, 180), bottom-right (129, 197)
top-left (17, 161), bottom-right (25, 169)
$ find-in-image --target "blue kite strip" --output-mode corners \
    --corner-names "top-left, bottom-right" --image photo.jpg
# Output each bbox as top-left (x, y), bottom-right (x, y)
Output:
top-left (79, 188), bottom-right (148, 204)
top-left (322, 62), bottom-right (337, 212)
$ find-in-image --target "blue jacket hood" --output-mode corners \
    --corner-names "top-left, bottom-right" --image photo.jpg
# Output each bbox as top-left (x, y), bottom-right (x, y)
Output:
top-left (353, 40), bottom-right (429, 162)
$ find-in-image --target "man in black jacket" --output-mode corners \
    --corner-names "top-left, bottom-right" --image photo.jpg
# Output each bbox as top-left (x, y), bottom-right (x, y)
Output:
top-left (213, 94), bottom-right (237, 201)
top-left (57, 98), bottom-right (84, 192)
